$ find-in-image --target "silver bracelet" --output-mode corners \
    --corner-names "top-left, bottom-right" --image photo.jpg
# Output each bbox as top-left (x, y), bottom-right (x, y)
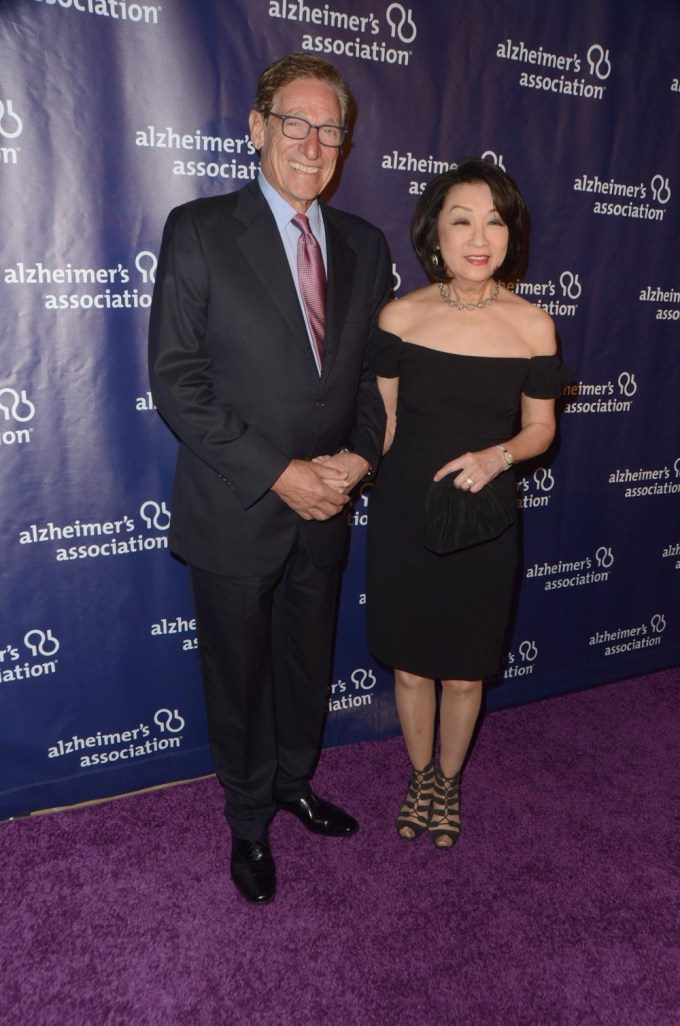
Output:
top-left (495, 444), bottom-right (513, 470)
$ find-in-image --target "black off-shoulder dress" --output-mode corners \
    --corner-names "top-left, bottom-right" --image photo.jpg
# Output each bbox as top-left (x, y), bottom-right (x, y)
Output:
top-left (366, 331), bottom-right (570, 681)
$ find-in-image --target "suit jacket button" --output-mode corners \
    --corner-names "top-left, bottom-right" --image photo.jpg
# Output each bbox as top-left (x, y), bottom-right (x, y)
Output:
top-left (314, 400), bottom-right (326, 409)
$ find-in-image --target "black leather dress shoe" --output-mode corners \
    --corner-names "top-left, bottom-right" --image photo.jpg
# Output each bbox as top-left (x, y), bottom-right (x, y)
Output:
top-left (277, 790), bottom-right (359, 836)
top-left (230, 837), bottom-right (276, 905)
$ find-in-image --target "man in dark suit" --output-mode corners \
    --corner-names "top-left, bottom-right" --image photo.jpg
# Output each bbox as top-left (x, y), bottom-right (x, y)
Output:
top-left (148, 53), bottom-right (391, 905)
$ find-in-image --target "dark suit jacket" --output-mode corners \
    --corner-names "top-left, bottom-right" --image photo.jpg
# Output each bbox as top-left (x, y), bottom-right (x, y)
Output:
top-left (148, 179), bottom-right (391, 575)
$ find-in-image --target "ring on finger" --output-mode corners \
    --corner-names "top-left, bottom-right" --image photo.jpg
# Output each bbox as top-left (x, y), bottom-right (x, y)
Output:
top-left (465, 477), bottom-right (474, 486)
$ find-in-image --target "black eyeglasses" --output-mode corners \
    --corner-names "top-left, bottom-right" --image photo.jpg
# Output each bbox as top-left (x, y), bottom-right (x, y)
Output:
top-left (261, 109), bottom-right (347, 148)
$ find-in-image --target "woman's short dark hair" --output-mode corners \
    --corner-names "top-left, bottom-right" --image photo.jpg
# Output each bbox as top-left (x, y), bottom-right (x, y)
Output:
top-left (411, 158), bottom-right (529, 283)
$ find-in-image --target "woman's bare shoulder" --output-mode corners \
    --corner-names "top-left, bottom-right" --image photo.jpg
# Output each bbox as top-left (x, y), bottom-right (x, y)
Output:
top-left (500, 287), bottom-right (557, 356)
top-left (378, 285), bottom-right (434, 335)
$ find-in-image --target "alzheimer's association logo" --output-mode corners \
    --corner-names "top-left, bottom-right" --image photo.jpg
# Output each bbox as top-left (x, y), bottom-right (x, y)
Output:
top-left (385, 3), bottom-right (416, 42)
top-left (140, 500), bottom-right (171, 530)
top-left (0, 387), bottom-right (35, 422)
top-left (0, 387), bottom-right (35, 447)
top-left (0, 99), bottom-right (23, 140)
top-left (586, 45), bottom-right (611, 80)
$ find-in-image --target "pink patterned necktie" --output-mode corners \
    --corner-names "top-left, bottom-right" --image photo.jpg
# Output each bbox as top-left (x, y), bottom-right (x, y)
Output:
top-left (292, 213), bottom-right (326, 369)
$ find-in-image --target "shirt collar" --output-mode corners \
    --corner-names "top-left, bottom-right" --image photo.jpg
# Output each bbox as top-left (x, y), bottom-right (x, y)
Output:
top-left (257, 171), bottom-right (323, 236)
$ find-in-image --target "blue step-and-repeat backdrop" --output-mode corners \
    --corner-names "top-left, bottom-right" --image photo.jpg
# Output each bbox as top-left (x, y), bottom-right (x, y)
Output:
top-left (1, 0), bottom-right (678, 818)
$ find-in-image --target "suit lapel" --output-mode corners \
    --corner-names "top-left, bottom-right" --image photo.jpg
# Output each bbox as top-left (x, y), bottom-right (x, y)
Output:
top-left (232, 183), bottom-right (357, 383)
top-left (321, 206), bottom-right (356, 383)
top-left (233, 182), bottom-right (308, 343)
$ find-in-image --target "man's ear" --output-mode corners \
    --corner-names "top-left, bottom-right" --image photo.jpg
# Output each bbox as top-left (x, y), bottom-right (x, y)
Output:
top-left (249, 109), bottom-right (265, 152)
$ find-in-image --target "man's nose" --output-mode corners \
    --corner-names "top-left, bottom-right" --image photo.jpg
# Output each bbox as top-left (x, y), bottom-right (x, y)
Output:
top-left (301, 128), bottom-right (322, 159)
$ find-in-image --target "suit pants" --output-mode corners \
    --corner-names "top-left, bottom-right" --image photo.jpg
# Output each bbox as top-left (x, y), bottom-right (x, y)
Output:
top-left (189, 544), bottom-right (341, 841)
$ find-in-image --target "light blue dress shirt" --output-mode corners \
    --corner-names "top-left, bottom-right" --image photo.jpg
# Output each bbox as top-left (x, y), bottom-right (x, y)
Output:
top-left (257, 171), bottom-right (328, 375)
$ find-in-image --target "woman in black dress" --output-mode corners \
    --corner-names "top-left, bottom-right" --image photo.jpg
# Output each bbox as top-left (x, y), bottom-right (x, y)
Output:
top-left (367, 160), bottom-right (570, 848)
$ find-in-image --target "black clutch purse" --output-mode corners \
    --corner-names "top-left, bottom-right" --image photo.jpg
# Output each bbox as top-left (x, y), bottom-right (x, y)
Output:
top-left (424, 474), bottom-right (516, 554)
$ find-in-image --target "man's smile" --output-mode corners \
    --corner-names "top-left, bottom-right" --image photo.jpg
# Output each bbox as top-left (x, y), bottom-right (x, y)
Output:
top-left (290, 161), bottom-right (321, 175)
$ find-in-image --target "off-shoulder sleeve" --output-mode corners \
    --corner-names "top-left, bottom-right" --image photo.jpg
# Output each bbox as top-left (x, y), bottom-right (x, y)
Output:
top-left (524, 355), bottom-right (573, 399)
top-left (367, 326), bottom-right (404, 378)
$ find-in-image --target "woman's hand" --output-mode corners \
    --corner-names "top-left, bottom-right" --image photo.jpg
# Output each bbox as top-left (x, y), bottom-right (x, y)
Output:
top-left (433, 447), bottom-right (507, 493)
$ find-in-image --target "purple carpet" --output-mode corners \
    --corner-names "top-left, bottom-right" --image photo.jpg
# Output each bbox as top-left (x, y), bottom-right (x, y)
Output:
top-left (2, 670), bottom-right (678, 1026)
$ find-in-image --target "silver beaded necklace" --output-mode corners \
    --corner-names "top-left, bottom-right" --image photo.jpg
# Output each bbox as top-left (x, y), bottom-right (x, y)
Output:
top-left (438, 279), bottom-right (500, 311)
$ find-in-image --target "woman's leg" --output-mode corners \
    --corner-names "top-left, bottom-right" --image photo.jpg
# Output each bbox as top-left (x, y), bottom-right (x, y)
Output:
top-left (394, 668), bottom-right (437, 768)
top-left (438, 679), bottom-right (483, 777)
top-left (393, 669), bottom-right (437, 839)
top-left (430, 678), bottom-right (482, 849)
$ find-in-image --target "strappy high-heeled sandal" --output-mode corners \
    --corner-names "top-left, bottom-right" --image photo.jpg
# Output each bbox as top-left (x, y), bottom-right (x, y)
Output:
top-left (396, 760), bottom-right (434, 840)
top-left (429, 766), bottom-right (462, 849)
